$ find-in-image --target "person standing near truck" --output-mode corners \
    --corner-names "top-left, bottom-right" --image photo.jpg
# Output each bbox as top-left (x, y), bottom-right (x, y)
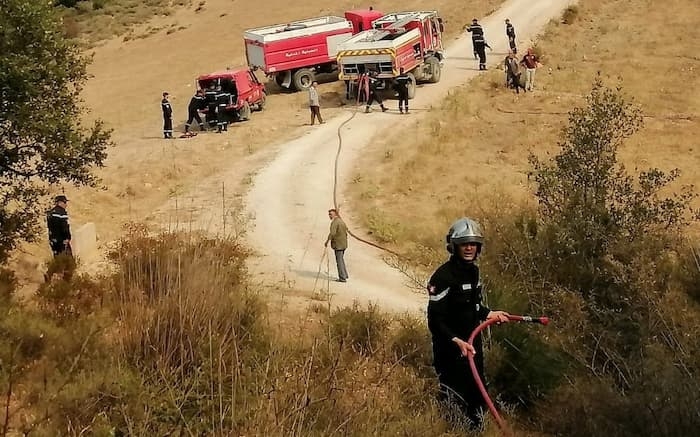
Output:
top-left (365, 71), bottom-right (388, 113)
top-left (393, 67), bottom-right (413, 114)
top-left (308, 81), bottom-right (324, 125)
top-left (215, 85), bottom-right (231, 133)
top-left (466, 18), bottom-right (490, 71)
top-left (185, 89), bottom-right (206, 133)
top-left (204, 83), bottom-right (218, 128)
top-left (505, 19), bottom-right (517, 54)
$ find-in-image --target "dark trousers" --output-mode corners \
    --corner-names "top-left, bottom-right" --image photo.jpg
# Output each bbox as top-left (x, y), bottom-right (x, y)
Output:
top-left (206, 104), bottom-right (218, 127)
top-left (366, 91), bottom-right (385, 110)
top-left (334, 249), bottom-right (348, 281)
top-left (217, 106), bottom-right (228, 131)
top-left (185, 110), bottom-right (204, 131)
top-left (509, 37), bottom-right (517, 54)
top-left (50, 240), bottom-right (73, 258)
top-left (508, 72), bottom-right (526, 93)
top-left (397, 91), bottom-right (409, 112)
top-left (310, 105), bottom-right (323, 124)
top-left (163, 117), bottom-right (173, 138)
top-left (435, 338), bottom-right (486, 430)
top-left (475, 43), bottom-right (487, 70)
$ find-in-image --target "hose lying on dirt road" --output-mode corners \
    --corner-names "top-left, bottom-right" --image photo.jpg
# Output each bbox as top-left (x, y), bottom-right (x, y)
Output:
top-left (467, 315), bottom-right (550, 436)
top-left (332, 87), bottom-right (405, 259)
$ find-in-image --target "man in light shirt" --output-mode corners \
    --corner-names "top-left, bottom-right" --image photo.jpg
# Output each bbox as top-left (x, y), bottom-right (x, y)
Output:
top-left (308, 81), bottom-right (324, 125)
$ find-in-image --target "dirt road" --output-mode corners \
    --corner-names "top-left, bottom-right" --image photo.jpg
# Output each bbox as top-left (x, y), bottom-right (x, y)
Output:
top-left (243, 0), bottom-right (576, 314)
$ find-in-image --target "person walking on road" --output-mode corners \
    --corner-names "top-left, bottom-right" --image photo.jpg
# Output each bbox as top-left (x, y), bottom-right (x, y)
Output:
top-left (504, 49), bottom-right (526, 94)
top-left (505, 18), bottom-right (517, 54)
top-left (308, 81), bottom-right (324, 125)
top-left (47, 195), bottom-right (73, 258)
top-left (185, 89), bottom-right (206, 133)
top-left (521, 48), bottom-right (540, 91)
top-left (365, 71), bottom-right (388, 113)
top-left (466, 18), bottom-right (491, 70)
top-left (427, 217), bottom-right (510, 431)
top-left (324, 209), bottom-right (349, 282)
top-left (161, 92), bottom-right (173, 139)
top-left (393, 67), bottom-right (413, 114)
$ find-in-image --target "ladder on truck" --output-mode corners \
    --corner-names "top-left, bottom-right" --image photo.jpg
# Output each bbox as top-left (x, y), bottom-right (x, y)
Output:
top-left (362, 13), bottom-right (421, 42)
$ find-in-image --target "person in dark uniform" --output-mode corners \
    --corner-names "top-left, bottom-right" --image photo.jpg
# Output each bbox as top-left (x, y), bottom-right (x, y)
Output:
top-left (505, 18), bottom-right (517, 54)
top-left (427, 217), bottom-right (510, 430)
top-left (365, 71), bottom-right (388, 113)
top-left (47, 195), bottom-right (73, 257)
top-left (185, 89), bottom-right (207, 133)
top-left (215, 85), bottom-right (231, 133)
top-left (393, 67), bottom-right (413, 114)
top-left (466, 18), bottom-right (491, 70)
top-left (161, 92), bottom-right (173, 139)
top-left (204, 83), bottom-right (219, 128)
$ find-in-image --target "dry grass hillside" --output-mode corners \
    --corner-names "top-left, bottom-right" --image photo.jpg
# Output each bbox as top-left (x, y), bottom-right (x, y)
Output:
top-left (347, 0), bottom-right (700, 247)
top-left (14, 0), bottom-right (503, 283)
top-left (72, 0), bottom-right (502, 239)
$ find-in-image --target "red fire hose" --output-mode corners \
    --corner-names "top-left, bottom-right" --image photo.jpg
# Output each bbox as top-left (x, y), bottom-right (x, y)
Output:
top-left (467, 315), bottom-right (550, 436)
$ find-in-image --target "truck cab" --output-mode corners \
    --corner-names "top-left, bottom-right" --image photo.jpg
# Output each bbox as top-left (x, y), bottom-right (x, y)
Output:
top-left (196, 68), bottom-right (266, 122)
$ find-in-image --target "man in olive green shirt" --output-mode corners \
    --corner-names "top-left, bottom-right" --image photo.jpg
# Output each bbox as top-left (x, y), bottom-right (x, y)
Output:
top-left (324, 209), bottom-right (349, 282)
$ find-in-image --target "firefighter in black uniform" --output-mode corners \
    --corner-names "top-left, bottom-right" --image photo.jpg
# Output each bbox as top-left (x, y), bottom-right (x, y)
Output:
top-left (505, 18), bottom-right (517, 54)
top-left (427, 217), bottom-right (510, 430)
top-left (47, 195), bottom-right (73, 257)
top-left (466, 18), bottom-right (491, 70)
top-left (365, 71), bottom-right (388, 113)
top-left (161, 92), bottom-right (173, 139)
top-left (215, 86), bottom-right (232, 133)
top-left (393, 67), bottom-right (413, 114)
top-left (204, 83), bottom-right (218, 128)
top-left (185, 89), bottom-right (207, 133)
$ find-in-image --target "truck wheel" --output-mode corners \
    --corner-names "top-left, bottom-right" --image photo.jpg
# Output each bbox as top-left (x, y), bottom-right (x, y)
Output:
top-left (407, 73), bottom-right (417, 99)
top-left (292, 68), bottom-right (315, 91)
top-left (427, 57), bottom-right (441, 83)
top-left (238, 101), bottom-right (251, 121)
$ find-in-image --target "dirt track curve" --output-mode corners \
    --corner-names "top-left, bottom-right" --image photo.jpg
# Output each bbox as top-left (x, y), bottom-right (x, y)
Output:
top-left (240, 0), bottom-right (576, 314)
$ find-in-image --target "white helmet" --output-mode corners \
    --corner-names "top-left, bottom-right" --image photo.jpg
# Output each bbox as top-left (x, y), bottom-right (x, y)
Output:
top-left (445, 217), bottom-right (484, 254)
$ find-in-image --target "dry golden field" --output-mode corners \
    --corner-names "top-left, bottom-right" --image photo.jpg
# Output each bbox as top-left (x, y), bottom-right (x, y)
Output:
top-left (348, 0), bottom-right (700, 249)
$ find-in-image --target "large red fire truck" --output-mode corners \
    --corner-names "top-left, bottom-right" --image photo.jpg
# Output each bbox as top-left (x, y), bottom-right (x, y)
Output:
top-left (337, 11), bottom-right (445, 99)
top-left (243, 9), bottom-right (384, 91)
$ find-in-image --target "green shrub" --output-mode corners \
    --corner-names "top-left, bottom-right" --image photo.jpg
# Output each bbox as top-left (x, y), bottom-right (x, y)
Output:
top-left (388, 315), bottom-right (433, 373)
top-left (330, 301), bottom-right (389, 355)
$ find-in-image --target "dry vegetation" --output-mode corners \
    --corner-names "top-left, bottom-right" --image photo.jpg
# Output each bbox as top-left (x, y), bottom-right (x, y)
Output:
top-left (57, 0), bottom-right (191, 44)
top-left (0, 229), bottom-right (524, 436)
top-left (341, 0), bottom-right (700, 434)
top-left (348, 0), bottom-right (700, 245)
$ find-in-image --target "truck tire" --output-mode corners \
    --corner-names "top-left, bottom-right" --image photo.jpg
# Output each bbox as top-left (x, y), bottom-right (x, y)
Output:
top-left (407, 72), bottom-right (416, 99)
top-left (426, 57), bottom-right (441, 83)
top-left (238, 101), bottom-right (251, 121)
top-left (292, 68), bottom-right (315, 91)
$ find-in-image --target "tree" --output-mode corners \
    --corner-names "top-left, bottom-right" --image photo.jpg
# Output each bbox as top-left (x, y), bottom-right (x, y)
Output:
top-left (0, 0), bottom-right (111, 263)
top-left (528, 76), bottom-right (696, 293)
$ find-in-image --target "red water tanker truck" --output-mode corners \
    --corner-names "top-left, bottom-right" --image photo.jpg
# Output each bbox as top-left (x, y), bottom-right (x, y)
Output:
top-left (243, 9), bottom-right (384, 91)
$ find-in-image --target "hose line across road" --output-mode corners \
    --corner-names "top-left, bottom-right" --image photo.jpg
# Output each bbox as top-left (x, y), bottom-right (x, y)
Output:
top-left (244, 0), bottom-right (577, 314)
